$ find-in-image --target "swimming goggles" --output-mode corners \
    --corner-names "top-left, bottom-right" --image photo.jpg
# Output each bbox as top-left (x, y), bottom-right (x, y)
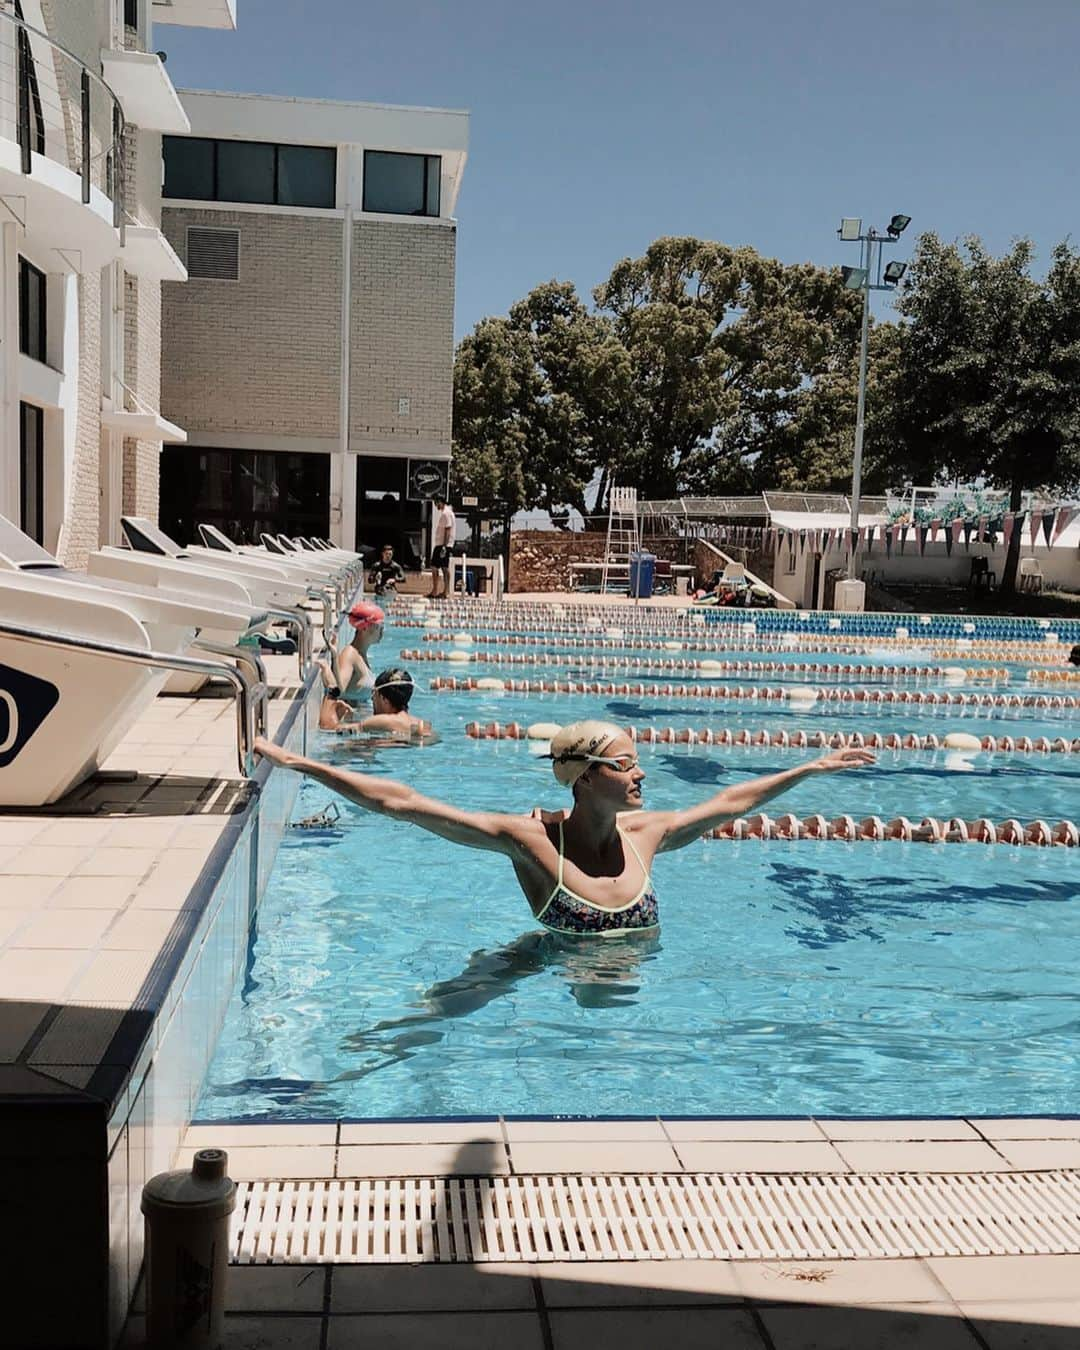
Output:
top-left (550, 751), bottom-right (641, 773)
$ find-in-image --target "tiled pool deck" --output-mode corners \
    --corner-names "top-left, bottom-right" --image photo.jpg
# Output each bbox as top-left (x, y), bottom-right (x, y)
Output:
top-left (2, 619), bottom-right (1079, 1347)
top-left (119, 1250), bottom-right (1080, 1349)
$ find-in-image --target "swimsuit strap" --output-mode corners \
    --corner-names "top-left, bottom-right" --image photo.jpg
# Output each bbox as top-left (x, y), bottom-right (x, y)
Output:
top-left (618, 826), bottom-right (653, 891)
top-left (556, 818), bottom-right (567, 891)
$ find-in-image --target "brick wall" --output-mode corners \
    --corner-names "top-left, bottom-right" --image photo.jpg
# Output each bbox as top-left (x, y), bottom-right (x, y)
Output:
top-left (509, 532), bottom-right (692, 592)
top-left (60, 270), bottom-right (102, 568)
top-left (123, 270), bottom-right (161, 516)
top-left (160, 208), bottom-right (343, 440)
top-left (509, 531), bottom-right (607, 591)
top-left (350, 219), bottom-right (455, 453)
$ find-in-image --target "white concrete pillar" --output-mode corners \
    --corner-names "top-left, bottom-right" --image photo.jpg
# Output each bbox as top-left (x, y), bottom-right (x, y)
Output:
top-left (0, 221), bottom-right (19, 524)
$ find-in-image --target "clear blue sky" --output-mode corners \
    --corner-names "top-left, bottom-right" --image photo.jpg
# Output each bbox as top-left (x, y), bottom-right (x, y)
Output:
top-left (159, 0), bottom-right (1080, 338)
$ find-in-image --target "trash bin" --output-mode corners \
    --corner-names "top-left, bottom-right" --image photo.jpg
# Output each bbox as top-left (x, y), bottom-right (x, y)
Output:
top-left (628, 551), bottom-right (656, 599)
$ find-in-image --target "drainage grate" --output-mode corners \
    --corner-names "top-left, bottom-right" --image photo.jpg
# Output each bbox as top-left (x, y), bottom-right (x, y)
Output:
top-left (231, 1171), bottom-right (1080, 1264)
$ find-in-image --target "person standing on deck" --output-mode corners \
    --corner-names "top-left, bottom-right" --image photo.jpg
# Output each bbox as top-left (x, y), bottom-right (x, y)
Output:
top-left (427, 495), bottom-right (456, 599)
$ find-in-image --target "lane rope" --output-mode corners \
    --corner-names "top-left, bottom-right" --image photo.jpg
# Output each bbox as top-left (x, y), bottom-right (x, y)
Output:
top-left (463, 721), bottom-right (1080, 754)
top-left (430, 675), bottom-right (1080, 710)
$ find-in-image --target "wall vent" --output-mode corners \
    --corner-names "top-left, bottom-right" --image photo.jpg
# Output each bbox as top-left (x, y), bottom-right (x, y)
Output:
top-left (186, 226), bottom-right (240, 281)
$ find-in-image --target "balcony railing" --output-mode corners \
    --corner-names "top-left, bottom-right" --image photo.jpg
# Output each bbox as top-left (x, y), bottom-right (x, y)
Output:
top-left (0, 5), bottom-right (125, 235)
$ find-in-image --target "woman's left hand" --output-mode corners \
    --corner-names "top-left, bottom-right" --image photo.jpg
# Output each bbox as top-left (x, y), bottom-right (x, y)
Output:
top-left (807, 748), bottom-right (876, 772)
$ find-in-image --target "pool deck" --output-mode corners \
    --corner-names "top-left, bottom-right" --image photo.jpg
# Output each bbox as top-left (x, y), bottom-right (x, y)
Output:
top-left (117, 1253), bottom-right (1080, 1348)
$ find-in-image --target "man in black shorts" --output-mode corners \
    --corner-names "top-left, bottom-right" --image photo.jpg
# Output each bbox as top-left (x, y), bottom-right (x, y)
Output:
top-left (427, 494), bottom-right (456, 598)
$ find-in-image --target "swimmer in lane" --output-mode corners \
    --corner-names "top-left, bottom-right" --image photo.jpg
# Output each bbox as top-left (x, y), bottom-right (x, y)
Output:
top-left (317, 601), bottom-right (384, 702)
top-left (254, 719), bottom-right (872, 935)
top-left (319, 666), bottom-right (434, 741)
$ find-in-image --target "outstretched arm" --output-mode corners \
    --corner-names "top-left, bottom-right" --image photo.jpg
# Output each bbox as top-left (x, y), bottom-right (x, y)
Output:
top-left (653, 748), bottom-right (875, 852)
top-left (254, 736), bottom-right (522, 854)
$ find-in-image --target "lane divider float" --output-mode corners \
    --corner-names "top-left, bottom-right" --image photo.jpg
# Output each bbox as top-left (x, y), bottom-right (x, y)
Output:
top-left (404, 649), bottom-right (1009, 682)
top-left (431, 675), bottom-right (1079, 710)
top-left (703, 815), bottom-right (1078, 845)
top-left (463, 721), bottom-right (1080, 753)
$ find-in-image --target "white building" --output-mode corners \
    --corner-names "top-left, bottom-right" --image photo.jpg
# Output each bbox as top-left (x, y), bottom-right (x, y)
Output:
top-left (0, 0), bottom-right (237, 566)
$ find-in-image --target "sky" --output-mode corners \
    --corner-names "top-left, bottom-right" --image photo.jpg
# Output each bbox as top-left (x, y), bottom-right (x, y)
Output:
top-left (158, 0), bottom-right (1080, 338)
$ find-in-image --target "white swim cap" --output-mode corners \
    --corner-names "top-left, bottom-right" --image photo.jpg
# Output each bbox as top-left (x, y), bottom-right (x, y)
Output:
top-left (548, 719), bottom-right (623, 787)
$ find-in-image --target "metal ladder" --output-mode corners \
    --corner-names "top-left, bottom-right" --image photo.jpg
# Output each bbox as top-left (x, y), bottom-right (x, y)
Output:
top-left (601, 485), bottom-right (640, 595)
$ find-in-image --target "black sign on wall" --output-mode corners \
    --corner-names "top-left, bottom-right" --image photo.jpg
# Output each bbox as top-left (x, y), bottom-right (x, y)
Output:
top-left (407, 459), bottom-right (450, 501)
top-left (0, 663), bottom-right (59, 768)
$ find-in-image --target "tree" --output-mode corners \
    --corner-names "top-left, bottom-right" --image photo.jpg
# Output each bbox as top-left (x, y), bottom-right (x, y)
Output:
top-left (451, 283), bottom-right (631, 516)
top-left (593, 237), bottom-right (865, 498)
top-left (883, 234), bottom-right (1080, 596)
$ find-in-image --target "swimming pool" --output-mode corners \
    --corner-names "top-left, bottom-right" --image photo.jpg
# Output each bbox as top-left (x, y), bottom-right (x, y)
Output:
top-left (197, 608), bottom-right (1080, 1121)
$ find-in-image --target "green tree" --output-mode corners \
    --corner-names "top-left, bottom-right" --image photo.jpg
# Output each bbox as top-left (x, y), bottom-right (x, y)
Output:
top-left (593, 237), bottom-right (865, 498)
top-left (884, 234), bottom-right (1080, 595)
top-left (451, 282), bottom-right (631, 517)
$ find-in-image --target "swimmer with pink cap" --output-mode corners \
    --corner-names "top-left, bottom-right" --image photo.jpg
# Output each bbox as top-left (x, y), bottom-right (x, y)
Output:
top-left (317, 600), bottom-right (384, 701)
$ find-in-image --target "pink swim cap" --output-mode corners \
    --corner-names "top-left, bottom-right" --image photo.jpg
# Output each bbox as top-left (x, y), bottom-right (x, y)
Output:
top-left (347, 601), bottom-right (385, 630)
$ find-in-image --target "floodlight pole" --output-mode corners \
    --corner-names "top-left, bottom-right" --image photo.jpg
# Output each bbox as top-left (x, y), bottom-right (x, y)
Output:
top-left (850, 233), bottom-right (873, 564)
top-left (839, 223), bottom-right (905, 582)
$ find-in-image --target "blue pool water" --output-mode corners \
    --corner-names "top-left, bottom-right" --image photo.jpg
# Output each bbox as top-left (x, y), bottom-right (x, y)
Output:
top-left (198, 617), bottom-right (1080, 1121)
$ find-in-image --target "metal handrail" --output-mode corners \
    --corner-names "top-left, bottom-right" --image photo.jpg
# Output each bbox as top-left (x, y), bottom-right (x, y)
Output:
top-left (262, 605), bottom-right (315, 677)
top-left (0, 620), bottom-right (258, 778)
top-left (190, 637), bottom-right (269, 738)
top-left (305, 586), bottom-right (336, 650)
top-left (0, 6), bottom-right (126, 226)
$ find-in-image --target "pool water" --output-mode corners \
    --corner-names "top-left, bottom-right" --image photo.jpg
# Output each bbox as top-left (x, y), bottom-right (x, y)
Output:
top-left (197, 616), bottom-right (1080, 1121)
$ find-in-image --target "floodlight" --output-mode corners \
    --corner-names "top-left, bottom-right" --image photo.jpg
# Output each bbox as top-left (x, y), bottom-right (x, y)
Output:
top-left (887, 213), bottom-right (912, 238)
top-left (883, 260), bottom-right (907, 285)
top-left (839, 217), bottom-right (862, 241)
top-left (842, 265), bottom-right (868, 290)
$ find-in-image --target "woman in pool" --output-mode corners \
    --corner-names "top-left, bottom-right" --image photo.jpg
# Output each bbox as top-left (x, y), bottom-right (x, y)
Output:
top-left (317, 601), bottom-right (384, 701)
top-left (319, 666), bottom-right (433, 741)
top-left (254, 719), bottom-right (873, 935)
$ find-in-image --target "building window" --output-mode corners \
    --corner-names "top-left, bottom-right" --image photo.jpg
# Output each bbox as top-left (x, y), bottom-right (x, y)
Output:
top-left (216, 139), bottom-right (275, 204)
top-left (19, 402), bottom-right (44, 545)
top-left (124, 0), bottom-right (138, 28)
top-left (18, 258), bottom-right (46, 363)
top-left (163, 137), bottom-right (337, 208)
top-left (159, 447), bottom-right (330, 546)
top-left (363, 150), bottom-right (441, 217)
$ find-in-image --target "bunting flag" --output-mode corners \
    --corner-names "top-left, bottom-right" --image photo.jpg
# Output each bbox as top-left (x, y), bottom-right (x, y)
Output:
top-left (1029, 511), bottom-right (1041, 546)
top-left (885, 527), bottom-right (893, 559)
top-left (799, 529), bottom-right (807, 554)
top-left (917, 524), bottom-right (929, 555)
top-left (1003, 513), bottom-right (1015, 551)
top-left (962, 520), bottom-right (974, 551)
top-left (899, 526), bottom-right (908, 554)
top-left (849, 528), bottom-right (858, 554)
top-left (1053, 506), bottom-right (1078, 543)
top-left (929, 518), bottom-right (942, 544)
top-left (951, 518), bottom-right (963, 549)
top-left (1041, 509), bottom-right (1056, 547)
top-left (977, 516), bottom-right (987, 543)
top-left (944, 526), bottom-right (953, 557)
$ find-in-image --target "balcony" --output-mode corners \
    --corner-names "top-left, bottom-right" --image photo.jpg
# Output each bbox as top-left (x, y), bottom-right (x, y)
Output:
top-left (0, 9), bottom-right (126, 269)
top-left (122, 223), bottom-right (187, 282)
top-left (150, 0), bottom-right (238, 30)
top-left (100, 49), bottom-right (190, 134)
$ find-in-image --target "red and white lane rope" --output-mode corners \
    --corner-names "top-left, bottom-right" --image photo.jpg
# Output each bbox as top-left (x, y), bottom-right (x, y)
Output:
top-left (430, 675), bottom-right (1080, 710)
top-left (403, 649), bottom-right (1010, 682)
top-left (702, 815), bottom-right (1078, 845)
top-left (463, 721), bottom-right (1080, 754)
